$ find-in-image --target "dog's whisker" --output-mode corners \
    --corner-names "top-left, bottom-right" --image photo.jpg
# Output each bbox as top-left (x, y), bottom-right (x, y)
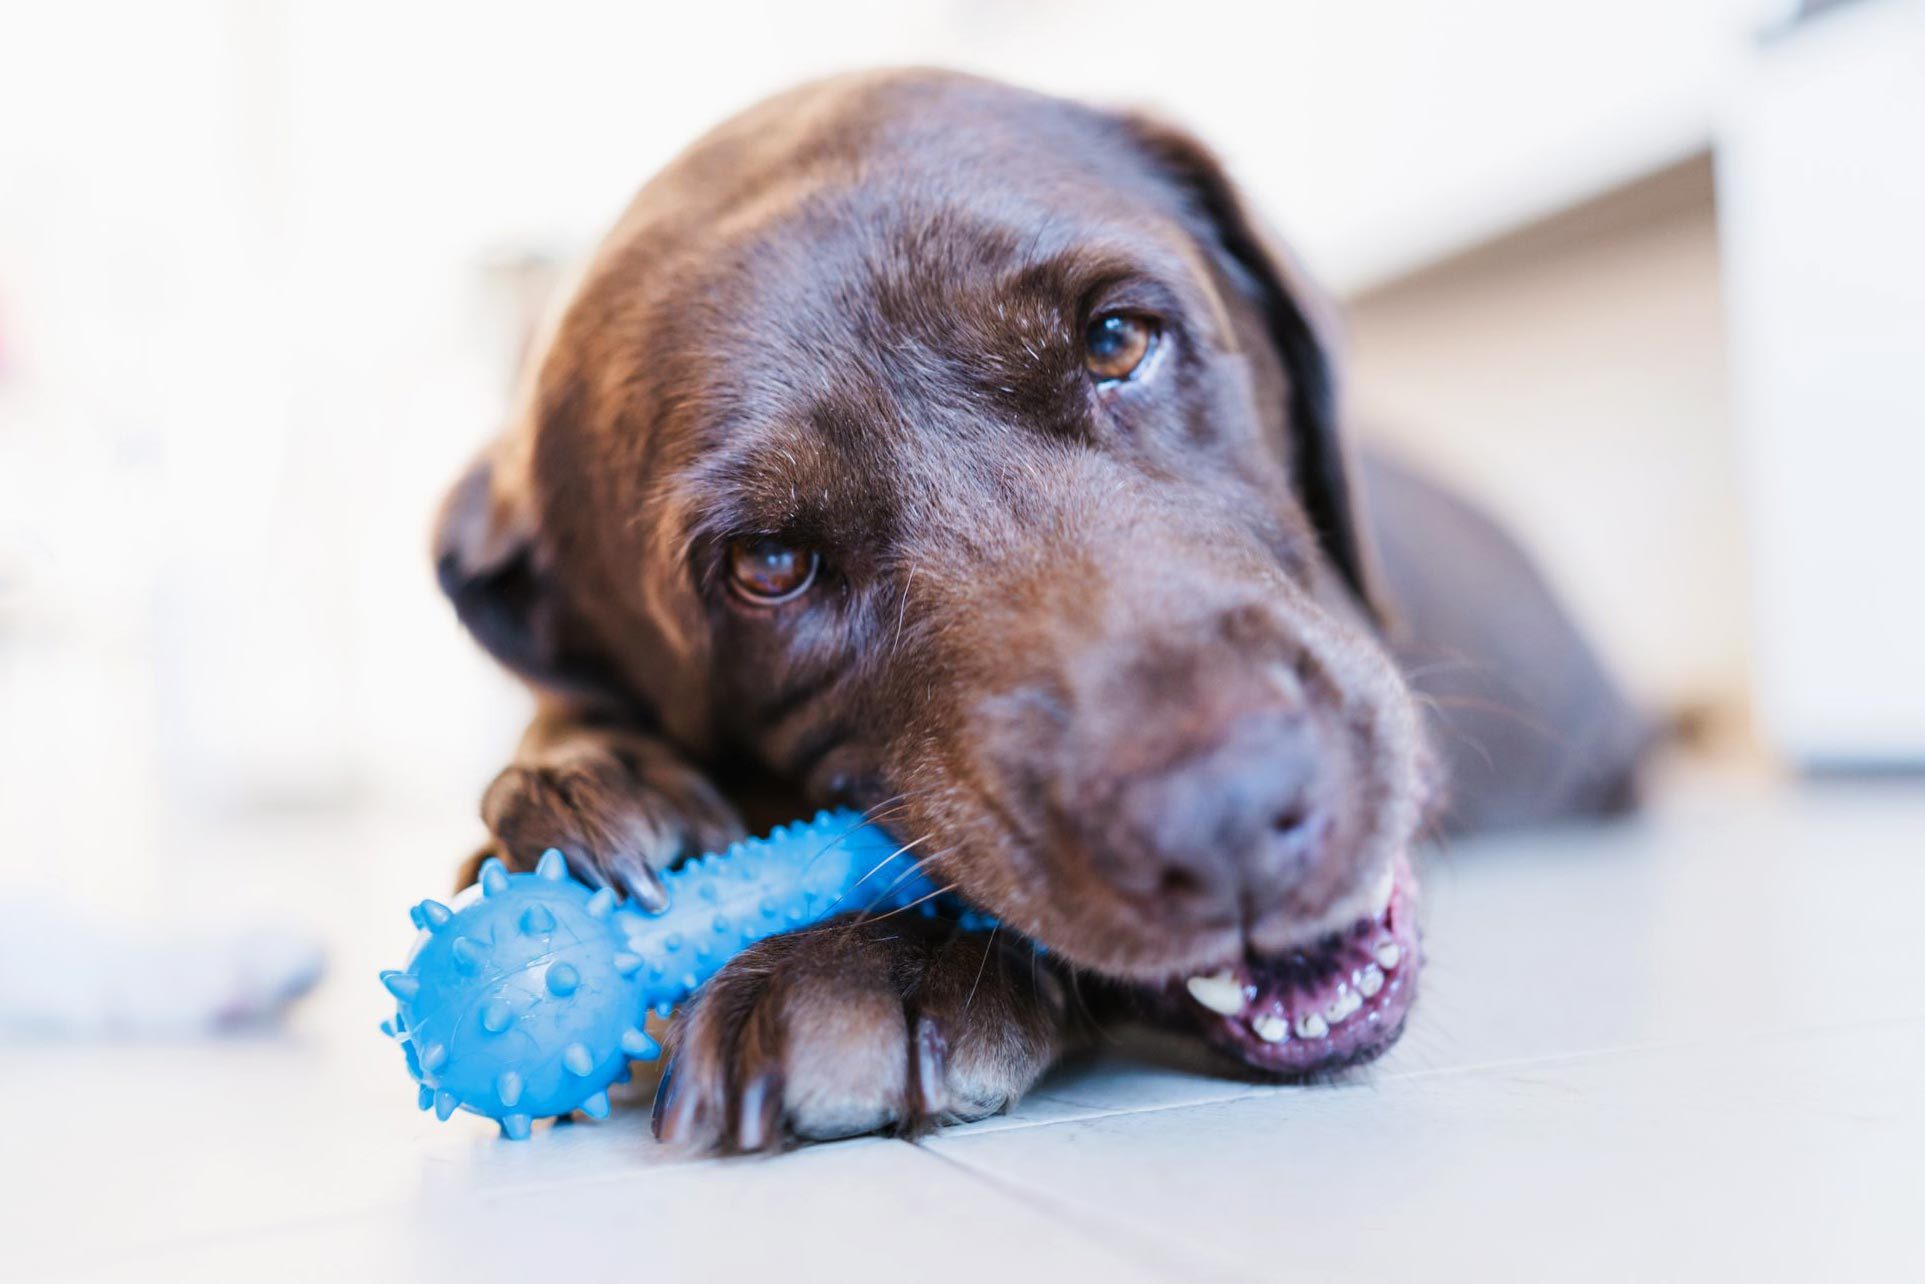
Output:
top-left (818, 834), bottom-right (937, 919)
top-left (890, 563), bottom-right (919, 658)
top-left (843, 846), bottom-right (940, 920)
top-left (836, 878), bottom-right (959, 930)
top-left (964, 924), bottom-right (1001, 1010)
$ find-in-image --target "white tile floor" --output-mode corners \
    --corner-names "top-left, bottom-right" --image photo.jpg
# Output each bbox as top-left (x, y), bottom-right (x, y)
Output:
top-left (4, 776), bottom-right (1922, 1283)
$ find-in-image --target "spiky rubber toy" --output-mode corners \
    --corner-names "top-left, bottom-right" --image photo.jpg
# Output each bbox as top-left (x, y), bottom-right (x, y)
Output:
top-left (379, 810), bottom-right (951, 1139)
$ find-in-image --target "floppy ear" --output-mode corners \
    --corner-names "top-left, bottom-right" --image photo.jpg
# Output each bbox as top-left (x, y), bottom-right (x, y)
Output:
top-left (1115, 114), bottom-right (1386, 620)
top-left (432, 434), bottom-right (617, 698)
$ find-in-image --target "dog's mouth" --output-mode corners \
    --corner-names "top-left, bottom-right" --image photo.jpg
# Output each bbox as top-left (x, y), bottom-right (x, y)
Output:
top-left (1173, 852), bottom-right (1420, 1076)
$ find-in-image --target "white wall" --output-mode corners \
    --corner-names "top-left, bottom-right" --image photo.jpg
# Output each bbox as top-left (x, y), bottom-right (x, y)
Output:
top-left (1347, 158), bottom-right (1749, 723)
top-left (1718, 0), bottom-right (1925, 763)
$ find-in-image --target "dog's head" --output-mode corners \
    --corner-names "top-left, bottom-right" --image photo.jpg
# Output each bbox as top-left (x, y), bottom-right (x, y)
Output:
top-left (437, 71), bottom-right (1429, 1075)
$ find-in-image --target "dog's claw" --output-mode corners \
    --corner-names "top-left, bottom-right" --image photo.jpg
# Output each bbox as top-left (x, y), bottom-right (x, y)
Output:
top-left (907, 1013), bottom-right (949, 1132)
top-left (620, 864), bottom-right (670, 914)
top-left (650, 1059), bottom-right (678, 1141)
top-left (733, 1069), bottom-right (784, 1152)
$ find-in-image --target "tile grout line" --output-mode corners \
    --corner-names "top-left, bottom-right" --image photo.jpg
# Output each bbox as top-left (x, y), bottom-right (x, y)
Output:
top-left (929, 1010), bottom-right (1925, 1141)
top-left (912, 1139), bottom-right (1256, 1284)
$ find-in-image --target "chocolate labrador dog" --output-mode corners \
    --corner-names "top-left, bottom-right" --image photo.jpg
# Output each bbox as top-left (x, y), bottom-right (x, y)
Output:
top-left (435, 69), bottom-right (1645, 1152)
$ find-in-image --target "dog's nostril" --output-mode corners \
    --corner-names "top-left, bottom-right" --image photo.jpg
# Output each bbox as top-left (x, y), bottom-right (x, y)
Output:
top-left (1271, 804), bottom-right (1311, 836)
top-left (1156, 866), bottom-right (1204, 900)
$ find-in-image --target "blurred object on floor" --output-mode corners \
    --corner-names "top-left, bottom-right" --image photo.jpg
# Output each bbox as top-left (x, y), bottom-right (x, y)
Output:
top-left (0, 889), bottom-right (325, 1039)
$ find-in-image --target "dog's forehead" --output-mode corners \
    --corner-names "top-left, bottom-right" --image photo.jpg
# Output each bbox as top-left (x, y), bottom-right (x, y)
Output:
top-left (626, 75), bottom-right (1241, 549)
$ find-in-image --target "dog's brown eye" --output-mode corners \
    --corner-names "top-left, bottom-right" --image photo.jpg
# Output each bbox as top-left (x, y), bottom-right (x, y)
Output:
top-left (726, 537), bottom-right (817, 604)
top-left (1084, 312), bottom-right (1156, 382)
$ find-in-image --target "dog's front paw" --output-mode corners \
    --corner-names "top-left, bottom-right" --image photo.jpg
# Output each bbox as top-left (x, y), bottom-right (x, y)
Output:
top-left (460, 739), bottom-right (744, 900)
top-left (653, 915), bottom-right (1071, 1153)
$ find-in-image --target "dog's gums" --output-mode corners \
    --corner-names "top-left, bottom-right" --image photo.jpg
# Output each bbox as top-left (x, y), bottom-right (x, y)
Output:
top-left (1179, 852), bottom-right (1419, 1075)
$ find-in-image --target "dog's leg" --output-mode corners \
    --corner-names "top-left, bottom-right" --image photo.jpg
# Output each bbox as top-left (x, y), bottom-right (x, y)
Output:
top-left (653, 915), bottom-right (1078, 1152)
top-left (455, 703), bottom-right (746, 900)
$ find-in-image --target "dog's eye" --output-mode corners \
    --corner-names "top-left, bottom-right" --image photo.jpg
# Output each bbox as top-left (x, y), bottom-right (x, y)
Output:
top-left (726, 536), bottom-right (818, 605)
top-left (1084, 312), bottom-right (1157, 382)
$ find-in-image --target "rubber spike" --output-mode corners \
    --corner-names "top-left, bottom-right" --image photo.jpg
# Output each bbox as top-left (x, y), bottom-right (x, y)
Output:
top-left (500, 1114), bottom-right (531, 1141)
top-left (420, 1042), bottom-right (448, 1071)
top-left (480, 999), bottom-right (515, 1033)
top-left (450, 937), bottom-right (484, 974)
top-left (417, 1085), bottom-right (433, 1111)
top-left (535, 849), bottom-right (568, 881)
top-left (380, 970), bottom-right (420, 1001)
top-left (518, 904), bottom-right (555, 935)
top-left (612, 952), bottom-right (643, 976)
top-left (578, 1091), bottom-right (611, 1120)
top-left (379, 1018), bottom-right (396, 1038)
top-left (416, 899), bottom-right (453, 930)
top-left (546, 963), bottom-right (580, 996)
top-left (585, 887), bottom-right (616, 918)
top-left (620, 1028), bottom-right (660, 1060)
top-left (434, 1090), bottom-right (459, 1121)
top-left (408, 904), bottom-right (427, 929)
top-left (496, 1070), bottom-right (522, 1109)
top-left (479, 857), bottom-right (510, 896)
top-left (562, 1043), bottom-right (594, 1076)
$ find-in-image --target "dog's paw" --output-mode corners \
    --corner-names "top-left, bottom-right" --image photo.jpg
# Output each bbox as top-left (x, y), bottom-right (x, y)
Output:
top-left (652, 915), bottom-right (1071, 1153)
top-left (460, 738), bottom-right (744, 900)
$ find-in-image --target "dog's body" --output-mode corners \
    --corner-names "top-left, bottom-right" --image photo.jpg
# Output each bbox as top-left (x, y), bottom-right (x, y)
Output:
top-left (435, 70), bottom-right (1644, 1151)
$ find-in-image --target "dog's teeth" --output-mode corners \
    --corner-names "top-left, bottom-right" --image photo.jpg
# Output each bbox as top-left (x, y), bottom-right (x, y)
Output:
top-left (1326, 989), bottom-right (1363, 1023)
top-left (1252, 1012), bottom-right (1289, 1043)
top-left (1186, 970), bottom-right (1246, 1016)
top-left (1358, 964), bottom-right (1385, 997)
top-left (1374, 941), bottom-right (1403, 970)
top-left (1294, 1012), bottom-right (1329, 1039)
top-left (1368, 866), bottom-right (1395, 918)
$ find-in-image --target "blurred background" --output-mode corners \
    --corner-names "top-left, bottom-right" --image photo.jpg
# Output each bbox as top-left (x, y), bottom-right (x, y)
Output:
top-left (2, 0), bottom-right (1921, 904)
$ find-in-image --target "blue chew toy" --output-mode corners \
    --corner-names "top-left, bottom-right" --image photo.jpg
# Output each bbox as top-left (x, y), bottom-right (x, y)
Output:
top-left (379, 810), bottom-right (947, 1139)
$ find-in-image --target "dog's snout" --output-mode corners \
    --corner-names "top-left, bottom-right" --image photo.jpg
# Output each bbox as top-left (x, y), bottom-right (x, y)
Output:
top-left (1089, 707), bottom-right (1329, 929)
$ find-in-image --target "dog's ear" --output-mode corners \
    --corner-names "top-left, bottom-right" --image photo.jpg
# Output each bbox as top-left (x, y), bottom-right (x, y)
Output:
top-left (1115, 113), bottom-right (1385, 620)
top-left (432, 433), bottom-right (617, 698)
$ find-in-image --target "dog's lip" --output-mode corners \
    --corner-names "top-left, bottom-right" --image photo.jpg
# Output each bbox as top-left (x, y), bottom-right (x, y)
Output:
top-left (1175, 852), bottom-right (1420, 1076)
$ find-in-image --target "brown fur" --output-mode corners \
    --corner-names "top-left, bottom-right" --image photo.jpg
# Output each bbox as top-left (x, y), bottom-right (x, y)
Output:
top-left (434, 69), bottom-right (1644, 1152)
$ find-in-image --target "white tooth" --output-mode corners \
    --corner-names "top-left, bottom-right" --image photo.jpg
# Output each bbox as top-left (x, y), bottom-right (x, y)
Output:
top-left (1327, 988), bottom-right (1363, 1023)
top-left (1374, 941), bottom-right (1403, 970)
top-left (1368, 866), bottom-right (1395, 918)
top-left (1252, 1012), bottom-right (1290, 1043)
top-left (1186, 970), bottom-right (1246, 1016)
top-left (1358, 964), bottom-right (1385, 997)
top-left (1294, 1012), bottom-right (1329, 1039)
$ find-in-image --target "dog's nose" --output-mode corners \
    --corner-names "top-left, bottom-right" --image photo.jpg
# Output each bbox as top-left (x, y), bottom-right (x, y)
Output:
top-left (1089, 710), bottom-right (1326, 927)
